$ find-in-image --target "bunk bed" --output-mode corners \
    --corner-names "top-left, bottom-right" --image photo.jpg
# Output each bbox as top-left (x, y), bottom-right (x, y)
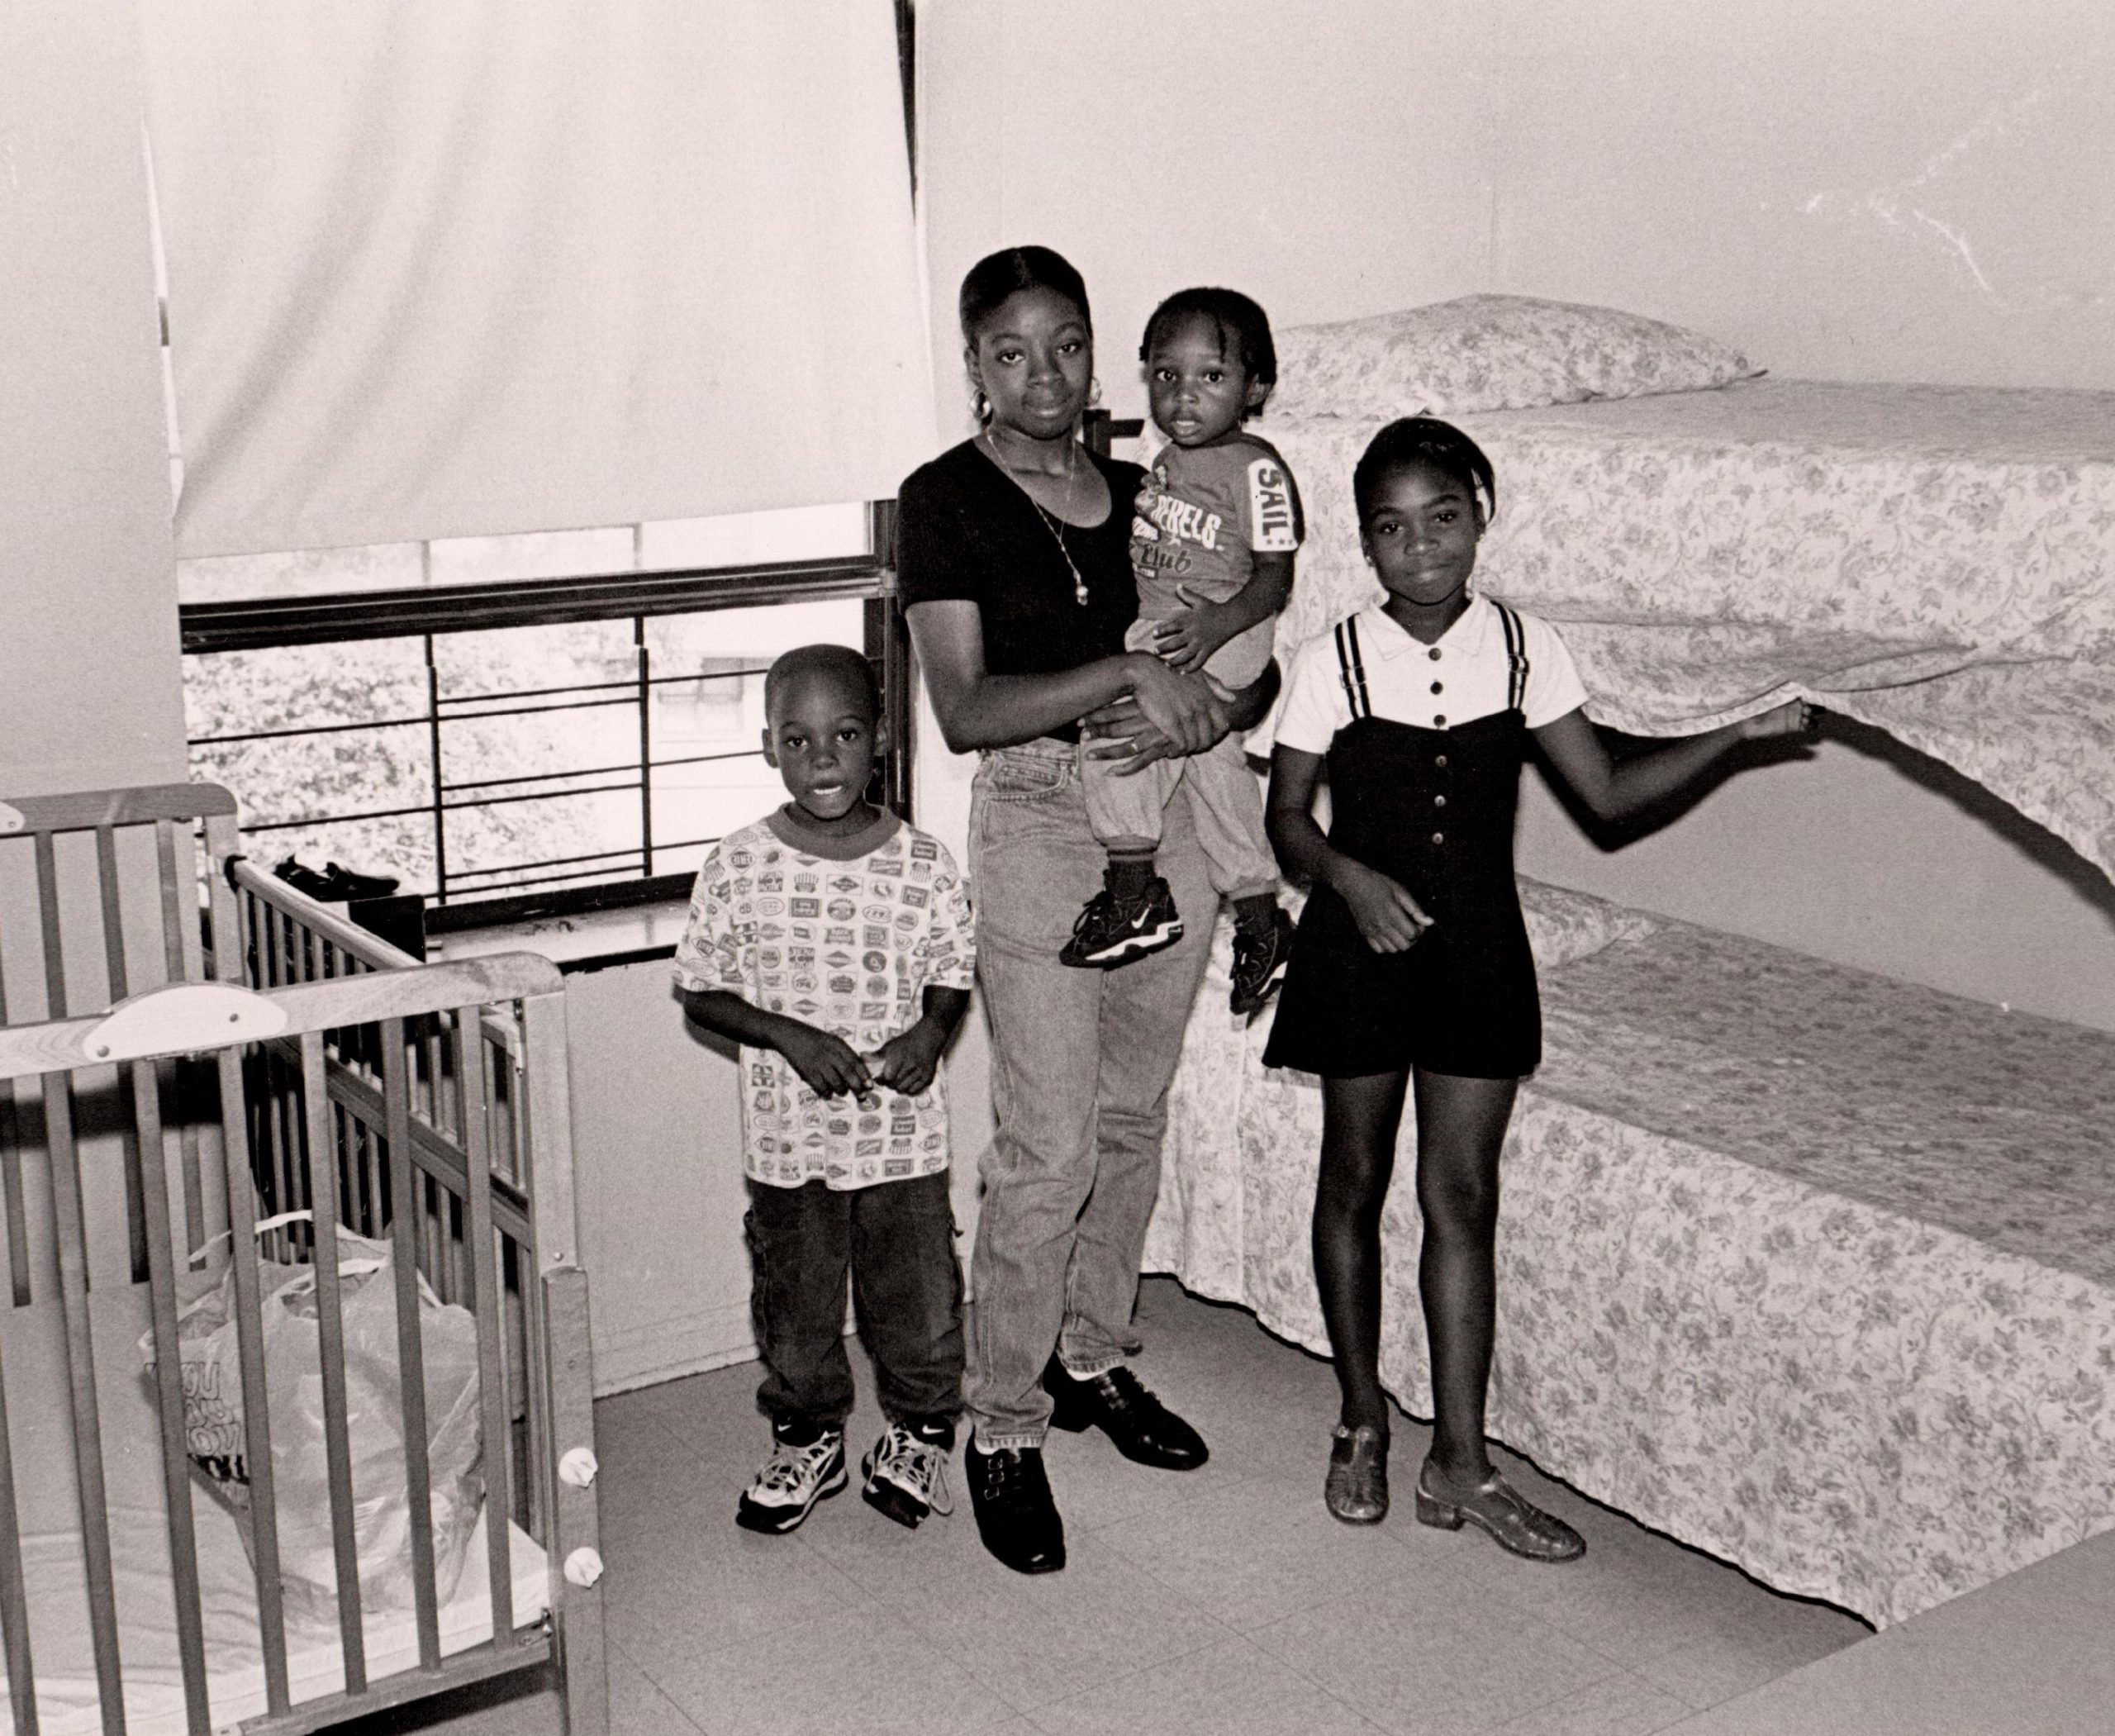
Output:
top-left (1150, 885), bottom-right (2115, 1629)
top-left (1129, 297), bottom-right (2115, 1628)
top-left (1257, 340), bottom-right (2115, 883)
top-left (0, 783), bottom-right (606, 1734)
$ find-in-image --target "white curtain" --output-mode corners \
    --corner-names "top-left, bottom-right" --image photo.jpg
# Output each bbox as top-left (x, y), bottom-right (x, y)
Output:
top-left (142, 2), bottom-right (934, 559)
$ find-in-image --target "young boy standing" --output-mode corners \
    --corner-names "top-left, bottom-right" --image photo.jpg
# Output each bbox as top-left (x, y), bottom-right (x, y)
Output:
top-left (675, 644), bottom-right (974, 1535)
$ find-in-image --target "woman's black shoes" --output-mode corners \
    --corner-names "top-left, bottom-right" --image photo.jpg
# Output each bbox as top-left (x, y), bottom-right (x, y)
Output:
top-left (1044, 1356), bottom-right (1209, 1471)
top-left (964, 1365), bottom-right (1205, 1574)
top-left (965, 1442), bottom-right (1066, 1574)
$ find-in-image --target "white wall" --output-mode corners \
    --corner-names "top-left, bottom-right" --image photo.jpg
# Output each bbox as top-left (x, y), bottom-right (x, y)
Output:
top-left (920, 0), bottom-right (2115, 412)
top-left (915, 0), bottom-right (2115, 1032)
top-left (0, 0), bottom-right (187, 796)
top-left (1482, 1), bottom-right (2115, 393)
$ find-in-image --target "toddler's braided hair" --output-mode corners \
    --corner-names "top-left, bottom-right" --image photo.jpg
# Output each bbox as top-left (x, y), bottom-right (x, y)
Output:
top-left (1140, 287), bottom-right (1278, 389)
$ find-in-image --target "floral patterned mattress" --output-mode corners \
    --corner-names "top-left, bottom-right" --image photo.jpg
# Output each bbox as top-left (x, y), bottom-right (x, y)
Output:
top-left (1144, 894), bottom-right (2115, 1627)
top-left (1257, 378), bottom-right (2115, 881)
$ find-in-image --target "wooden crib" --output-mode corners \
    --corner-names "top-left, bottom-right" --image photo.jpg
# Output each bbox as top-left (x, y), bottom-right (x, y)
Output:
top-left (0, 783), bottom-right (606, 1734)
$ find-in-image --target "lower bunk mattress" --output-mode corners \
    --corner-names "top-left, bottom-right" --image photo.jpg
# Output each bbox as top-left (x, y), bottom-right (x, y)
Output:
top-left (0, 1286), bottom-right (549, 1734)
top-left (1145, 890), bottom-right (2115, 1628)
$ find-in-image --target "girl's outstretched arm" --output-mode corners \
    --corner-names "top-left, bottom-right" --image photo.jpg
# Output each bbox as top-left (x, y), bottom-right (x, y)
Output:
top-left (1267, 744), bottom-right (1430, 952)
top-left (1532, 701), bottom-right (1811, 825)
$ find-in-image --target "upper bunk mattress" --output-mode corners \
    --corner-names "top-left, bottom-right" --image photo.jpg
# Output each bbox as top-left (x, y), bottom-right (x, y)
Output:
top-left (1258, 378), bottom-right (2115, 881)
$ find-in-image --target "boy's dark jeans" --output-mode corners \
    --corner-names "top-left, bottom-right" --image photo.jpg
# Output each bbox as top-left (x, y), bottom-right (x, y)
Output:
top-left (745, 1170), bottom-right (964, 1436)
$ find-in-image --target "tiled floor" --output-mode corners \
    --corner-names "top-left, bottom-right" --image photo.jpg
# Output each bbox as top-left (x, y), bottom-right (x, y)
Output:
top-left (385, 1280), bottom-right (1869, 1735)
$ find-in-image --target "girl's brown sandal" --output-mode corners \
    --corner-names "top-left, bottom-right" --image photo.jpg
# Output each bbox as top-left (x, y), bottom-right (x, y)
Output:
top-left (1414, 1460), bottom-right (1585, 1562)
top-left (1324, 1424), bottom-right (1390, 1524)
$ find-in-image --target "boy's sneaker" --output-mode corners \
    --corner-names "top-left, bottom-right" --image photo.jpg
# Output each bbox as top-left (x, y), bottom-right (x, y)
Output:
top-left (1059, 876), bottom-right (1183, 970)
top-left (736, 1420), bottom-right (848, 1535)
top-left (862, 1420), bottom-right (955, 1529)
top-left (1229, 906), bottom-right (1297, 1020)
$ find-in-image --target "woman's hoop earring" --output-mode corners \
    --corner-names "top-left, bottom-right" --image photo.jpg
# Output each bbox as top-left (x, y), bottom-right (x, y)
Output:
top-left (1089, 377), bottom-right (1103, 408)
top-left (972, 388), bottom-right (992, 423)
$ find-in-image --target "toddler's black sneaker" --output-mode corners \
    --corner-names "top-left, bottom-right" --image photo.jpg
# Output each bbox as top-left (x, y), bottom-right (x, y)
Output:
top-left (1058, 876), bottom-right (1183, 970)
top-left (1229, 906), bottom-right (1297, 1020)
top-left (736, 1419), bottom-right (847, 1535)
top-left (862, 1418), bottom-right (955, 1529)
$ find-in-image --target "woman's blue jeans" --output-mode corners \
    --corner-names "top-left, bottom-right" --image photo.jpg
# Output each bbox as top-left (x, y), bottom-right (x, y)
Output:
top-left (965, 738), bottom-right (1217, 1451)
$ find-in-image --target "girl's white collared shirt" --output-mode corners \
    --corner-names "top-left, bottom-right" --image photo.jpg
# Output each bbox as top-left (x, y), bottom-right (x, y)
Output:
top-left (1273, 596), bottom-right (1589, 754)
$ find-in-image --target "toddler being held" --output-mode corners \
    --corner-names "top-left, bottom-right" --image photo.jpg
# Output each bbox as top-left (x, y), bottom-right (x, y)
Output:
top-left (1062, 288), bottom-right (1300, 1020)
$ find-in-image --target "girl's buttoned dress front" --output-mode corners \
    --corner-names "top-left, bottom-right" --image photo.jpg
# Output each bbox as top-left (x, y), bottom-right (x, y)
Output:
top-left (1262, 597), bottom-right (1587, 1081)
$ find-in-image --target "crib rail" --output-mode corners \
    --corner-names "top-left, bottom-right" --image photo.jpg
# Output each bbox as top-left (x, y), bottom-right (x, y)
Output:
top-left (0, 785), bottom-right (243, 1315)
top-left (226, 858), bottom-right (422, 982)
top-left (0, 792), bottom-right (605, 1736)
top-left (226, 863), bottom-right (535, 1229)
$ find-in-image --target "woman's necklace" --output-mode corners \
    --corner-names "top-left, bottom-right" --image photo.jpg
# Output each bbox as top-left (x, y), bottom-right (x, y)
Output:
top-left (986, 429), bottom-right (1091, 606)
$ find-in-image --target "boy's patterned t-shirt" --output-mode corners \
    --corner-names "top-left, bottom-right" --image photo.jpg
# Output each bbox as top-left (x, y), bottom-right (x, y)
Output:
top-left (672, 815), bottom-right (975, 1191)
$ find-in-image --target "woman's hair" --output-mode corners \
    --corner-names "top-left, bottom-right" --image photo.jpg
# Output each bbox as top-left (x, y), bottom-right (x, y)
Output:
top-left (958, 246), bottom-right (1091, 345)
top-left (1138, 287), bottom-right (1277, 388)
top-left (1353, 416), bottom-right (1497, 526)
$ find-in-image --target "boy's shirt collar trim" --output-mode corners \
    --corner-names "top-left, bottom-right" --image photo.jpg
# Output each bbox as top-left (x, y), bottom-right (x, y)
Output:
top-left (763, 805), bottom-right (901, 860)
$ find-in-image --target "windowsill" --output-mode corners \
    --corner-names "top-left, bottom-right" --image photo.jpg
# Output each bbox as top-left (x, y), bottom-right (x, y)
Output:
top-left (425, 897), bottom-right (690, 975)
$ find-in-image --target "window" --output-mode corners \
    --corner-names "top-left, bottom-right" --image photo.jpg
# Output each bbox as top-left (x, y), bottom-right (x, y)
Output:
top-left (180, 502), bottom-right (911, 920)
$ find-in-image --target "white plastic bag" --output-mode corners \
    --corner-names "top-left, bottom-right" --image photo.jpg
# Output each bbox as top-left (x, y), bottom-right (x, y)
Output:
top-left (142, 1215), bottom-right (486, 1624)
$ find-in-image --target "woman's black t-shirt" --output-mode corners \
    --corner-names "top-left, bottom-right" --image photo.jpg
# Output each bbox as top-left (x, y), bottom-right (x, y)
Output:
top-left (896, 440), bottom-right (1144, 742)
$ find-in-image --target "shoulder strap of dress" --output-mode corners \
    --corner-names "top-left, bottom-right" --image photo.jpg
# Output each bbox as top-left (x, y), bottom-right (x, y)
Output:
top-left (1495, 602), bottom-right (1530, 713)
top-left (1333, 617), bottom-right (1372, 720)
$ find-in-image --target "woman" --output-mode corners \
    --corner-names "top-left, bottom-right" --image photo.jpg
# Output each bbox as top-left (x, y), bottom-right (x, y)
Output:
top-left (896, 247), bottom-right (1280, 1574)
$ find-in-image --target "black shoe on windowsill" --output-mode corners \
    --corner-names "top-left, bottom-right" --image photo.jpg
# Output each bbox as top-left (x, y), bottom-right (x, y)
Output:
top-left (964, 1442), bottom-right (1066, 1574)
top-left (273, 857), bottom-right (343, 900)
top-left (1044, 1354), bottom-right (1209, 1471)
top-left (273, 857), bottom-right (402, 903)
top-left (326, 861), bottom-right (401, 900)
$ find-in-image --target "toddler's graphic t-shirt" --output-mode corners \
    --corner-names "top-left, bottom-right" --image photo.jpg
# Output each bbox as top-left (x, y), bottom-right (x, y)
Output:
top-left (1129, 434), bottom-right (1304, 619)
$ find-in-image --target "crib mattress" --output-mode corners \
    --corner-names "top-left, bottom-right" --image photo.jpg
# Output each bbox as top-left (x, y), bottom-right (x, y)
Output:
top-left (1257, 378), bottom-right (2115, 882)
top-left (1146, 910), bottom-right (2115, 1625)
top-left (0, 1287), bottom-right (550, 1734)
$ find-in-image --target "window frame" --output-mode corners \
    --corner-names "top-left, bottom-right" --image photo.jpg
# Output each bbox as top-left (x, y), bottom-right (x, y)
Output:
top-left (178, 501), bottom-right (915, 930)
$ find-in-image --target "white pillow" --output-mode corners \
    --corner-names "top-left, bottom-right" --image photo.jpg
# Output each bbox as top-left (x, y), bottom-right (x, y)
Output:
top-left (1518, 875), bottom-right (1660, 970)
top-left (1267, 294), bottom-right (1758, 421)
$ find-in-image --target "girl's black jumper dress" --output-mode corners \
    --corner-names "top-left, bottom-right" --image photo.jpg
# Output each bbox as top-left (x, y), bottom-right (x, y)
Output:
top-left (1262, 606), bottom-right (1542, 1081)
